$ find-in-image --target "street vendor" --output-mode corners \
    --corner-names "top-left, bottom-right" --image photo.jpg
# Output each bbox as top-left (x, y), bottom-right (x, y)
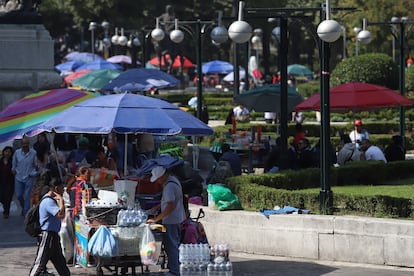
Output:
top-left (69, 166), bottom-right (98, 216)
top-left (147, 166), bottom-right (185, 276)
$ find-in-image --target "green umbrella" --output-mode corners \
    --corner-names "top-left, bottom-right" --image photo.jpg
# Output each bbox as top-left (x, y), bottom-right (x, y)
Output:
top-left (71, 69), bottom-right (121, 90)
top-left (234, 84), bottom-right (303, 113)
top-left (287, 64), bottom-right (313, 76)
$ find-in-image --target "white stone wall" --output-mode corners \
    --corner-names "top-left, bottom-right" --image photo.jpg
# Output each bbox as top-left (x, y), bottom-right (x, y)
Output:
top-left (190, 205), bottom-right (414, 268)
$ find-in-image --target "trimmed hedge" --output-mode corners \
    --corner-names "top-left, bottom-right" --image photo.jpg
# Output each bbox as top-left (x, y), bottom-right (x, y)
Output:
top-left (226, 160), bottom-right (414, 218)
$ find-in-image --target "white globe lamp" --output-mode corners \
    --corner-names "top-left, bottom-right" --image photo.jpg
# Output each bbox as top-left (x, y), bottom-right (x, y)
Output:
top-left (228, 20), bottom-right (252, 44)
top-left (151, 18), bottom-right (165, 42)
top-left (357, 30), bottom-right (372, 44)
top-left (170, 29), bottom-right (184, 43)
top-left (211, 26), bottom-right (228, 44)
top-left (317, 19), bottom-right (342, 43)
top-left (228, 1), bottom-right (252, 44)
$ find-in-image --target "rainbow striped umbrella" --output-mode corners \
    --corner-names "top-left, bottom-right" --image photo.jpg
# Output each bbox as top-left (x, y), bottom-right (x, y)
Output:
top-left (0, 88), bottom-right (99, 143)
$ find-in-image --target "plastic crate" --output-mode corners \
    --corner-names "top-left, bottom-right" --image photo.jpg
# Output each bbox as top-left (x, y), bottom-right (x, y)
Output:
top-left (117, 235), bottom-right (141, 256)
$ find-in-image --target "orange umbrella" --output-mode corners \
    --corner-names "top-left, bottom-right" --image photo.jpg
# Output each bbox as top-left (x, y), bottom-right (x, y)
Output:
top-left (64, 69), bottom-right (91, 85)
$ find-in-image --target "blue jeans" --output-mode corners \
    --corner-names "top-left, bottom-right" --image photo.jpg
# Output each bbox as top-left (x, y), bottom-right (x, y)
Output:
top-left (15, 177), bottom-right (34, 215)
top-left (164, 224), bottom-right (181, 275)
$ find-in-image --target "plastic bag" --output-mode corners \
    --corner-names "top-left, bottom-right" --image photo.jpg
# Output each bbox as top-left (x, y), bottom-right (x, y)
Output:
top-left (207, 184), bottom-right (243, 211)
top-left (139, 224), bottom-right (158, 265)
top-left (88, 225), bottom-right (118, 257)
top-left (59, 208), bottom-right (75, 262)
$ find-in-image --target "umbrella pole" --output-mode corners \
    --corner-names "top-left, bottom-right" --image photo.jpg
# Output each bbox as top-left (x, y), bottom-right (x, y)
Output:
top-left (47, 132), bottom-right (64, 181)
top-left (124, 133), bottom-right (128, 177)
top-left (192, 136), bottom-right (199, 170)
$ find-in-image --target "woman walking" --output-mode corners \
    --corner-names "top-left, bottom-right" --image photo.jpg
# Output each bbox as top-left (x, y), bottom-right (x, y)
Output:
top-left (0, 146), bottom-right (14, 218)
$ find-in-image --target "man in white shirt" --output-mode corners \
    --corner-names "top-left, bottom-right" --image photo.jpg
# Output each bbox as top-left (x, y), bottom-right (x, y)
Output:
top-left (233, 104), bottom-right (250, 122)
top-left (349, 119), bottom-right (369, 149)
top-left (360, 139), bottom-right (387, 163)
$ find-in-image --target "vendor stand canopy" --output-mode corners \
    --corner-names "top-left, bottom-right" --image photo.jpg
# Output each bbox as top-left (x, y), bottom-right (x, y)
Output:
top-left (234, 84), bottom-right (304, 113)
top-left (0, 88), bottom-right (99, 144)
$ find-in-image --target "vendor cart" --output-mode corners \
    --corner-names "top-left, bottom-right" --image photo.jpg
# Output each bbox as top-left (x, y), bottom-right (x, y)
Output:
top-left (95, 224), bottom-right (165, 276)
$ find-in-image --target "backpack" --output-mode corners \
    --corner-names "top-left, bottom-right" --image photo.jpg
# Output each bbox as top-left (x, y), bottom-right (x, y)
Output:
top-left (24, 195), bottom-right (51, 237)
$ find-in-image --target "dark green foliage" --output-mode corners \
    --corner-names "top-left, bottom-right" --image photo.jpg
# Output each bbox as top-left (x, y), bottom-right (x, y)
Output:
top-left (406, 65), bottom-right (414, 93)
top-left (331, 53), bottom-right (399, 89)
top-left (296, 81), bottom-right (320, 98)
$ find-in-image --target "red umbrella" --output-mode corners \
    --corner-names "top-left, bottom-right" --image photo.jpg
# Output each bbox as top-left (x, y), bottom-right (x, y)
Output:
top-left (149, 54), bottom-right (194, 68)
top-left (295, 82), bottom-right (413, 113)
top-left (64, 69), bottom-right (91, 85)
top-left (171, 55), bottom-right (194, 68)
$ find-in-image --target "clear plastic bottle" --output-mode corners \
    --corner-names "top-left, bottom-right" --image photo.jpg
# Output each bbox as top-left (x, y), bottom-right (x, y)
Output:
top-left (63, 187), bottom-right (70, 207)
top-left (179, 244), bottom-right (185, 263)
top-left (225, 261), bottom-right (233, 276)
top-left (207, 262), bottom-right (214, 276)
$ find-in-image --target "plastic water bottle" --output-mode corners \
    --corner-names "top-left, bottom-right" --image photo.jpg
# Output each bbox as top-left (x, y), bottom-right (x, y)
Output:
top-left (225, 261), bottom-right (233, 276)
top-left (179, 244), bottom-right (186, 263)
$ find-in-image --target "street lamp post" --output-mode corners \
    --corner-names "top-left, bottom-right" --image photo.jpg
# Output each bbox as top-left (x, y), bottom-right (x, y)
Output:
top-left (127, 32), bottom-right (141, 68)
top-left (111, 27), bottom-right (128, 56)
top-left (228, 1), bottom-right (253, 96)
top-left (151, 16), bottom-right (226, 120)
top-left (101, 21), bottom-right (111, 59)
top-left (317, 0), bottom-right (342, 214)
top-left (367, 17), bottom-right (413, 147)
top-left (353, 26), bottom-right (361, 56)
top-left (88, 22), bottom-right (98, 57)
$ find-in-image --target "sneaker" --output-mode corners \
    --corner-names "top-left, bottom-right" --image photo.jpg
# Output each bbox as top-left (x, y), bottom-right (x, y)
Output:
top-left (39, 272), bottom-right (55, 276)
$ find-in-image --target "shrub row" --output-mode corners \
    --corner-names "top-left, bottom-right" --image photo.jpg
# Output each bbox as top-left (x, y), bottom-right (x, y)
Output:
top-left (226, 160), bottom-right (414, 218)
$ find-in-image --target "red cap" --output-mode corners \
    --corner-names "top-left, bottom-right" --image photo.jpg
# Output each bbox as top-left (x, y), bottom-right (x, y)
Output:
top-left (354, 119), bottom-right (362, 126)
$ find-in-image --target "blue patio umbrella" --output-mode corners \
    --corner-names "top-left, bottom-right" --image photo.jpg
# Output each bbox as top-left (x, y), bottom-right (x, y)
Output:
top-left (38, 93), bottom-right (213, 136)
top-left (113, 83), bottom-right (151, 93)
top-left (76, 60), bottom-right (123, 71)
top-left (38, 93), bottom-right (212, 176)
top-left (201, 60), bottom-right (234, 74)
top-left (101, 68), bottom-right (179, 92)
top-left (65, 51), bottom-right (104, 63)
top-left (55, 60), bottom-right (85, 73)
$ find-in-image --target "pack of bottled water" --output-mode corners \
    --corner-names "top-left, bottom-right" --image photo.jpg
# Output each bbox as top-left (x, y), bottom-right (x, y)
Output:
top-left (117, 204), bottom-right (147, 227)
top-left (179, 243), bottom-right (233, 276)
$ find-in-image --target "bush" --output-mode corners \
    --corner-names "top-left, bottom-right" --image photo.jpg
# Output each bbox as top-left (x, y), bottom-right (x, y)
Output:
top-left (406, 65), bottom-right (414, 93)
top-left (331, 53), bottom-right (399, 89)
top-left (226, 160), bottom-right (414, 217)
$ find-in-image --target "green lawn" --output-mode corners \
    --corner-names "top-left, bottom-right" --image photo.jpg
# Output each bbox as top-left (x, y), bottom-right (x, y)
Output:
top-left (302, 178), bottom-right (414, 200)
